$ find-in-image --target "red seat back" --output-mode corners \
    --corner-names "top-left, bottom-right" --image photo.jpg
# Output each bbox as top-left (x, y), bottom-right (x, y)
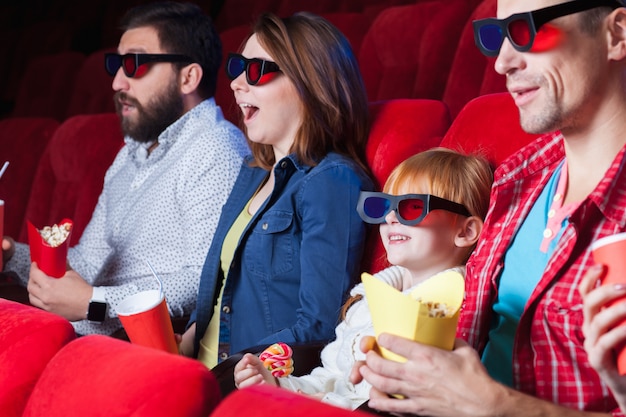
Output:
top-left (440, 92), bottom-right (540, 168)
top-left (442, 0), bottom-right (507, 119)
top-left (19, 113), bottom-right (124, 245)
top-left (12, 51), bottom-right (86, 120)
top-left (66, 47), bottom-right (117, 118)
top-left (0, 299), bottom-right (76, 417)
top-left (364, 98), bottom-right (450, 273)
top-left (22, 335), bottom-right (220, 417)
top-left (358, 0), bottom-right (472, 102)
top-left (0, 117), bottom-right (60, 239)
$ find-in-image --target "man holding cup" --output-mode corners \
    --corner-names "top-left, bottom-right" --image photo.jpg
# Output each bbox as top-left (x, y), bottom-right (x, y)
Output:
top-left (351, 1), bottom-right (626, 416)
top-left (1, 2), bottom-right (249, 336)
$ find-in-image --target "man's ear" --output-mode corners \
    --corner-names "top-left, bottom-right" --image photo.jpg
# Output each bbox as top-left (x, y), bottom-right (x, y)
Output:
top-left (179, 63), bottom-right (203, 95)
top-left (607, 7), bottom-right (626, 61)
top-left (454, 216), bottom-right (483, 248)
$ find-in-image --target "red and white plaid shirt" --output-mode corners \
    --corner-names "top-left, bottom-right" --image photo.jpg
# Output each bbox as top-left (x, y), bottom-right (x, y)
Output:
top-left (459, 132), bottom-right (626, 416)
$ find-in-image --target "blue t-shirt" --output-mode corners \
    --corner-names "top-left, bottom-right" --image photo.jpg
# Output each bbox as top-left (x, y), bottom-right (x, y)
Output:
top-left (481, 163), bottom-right (565, 386)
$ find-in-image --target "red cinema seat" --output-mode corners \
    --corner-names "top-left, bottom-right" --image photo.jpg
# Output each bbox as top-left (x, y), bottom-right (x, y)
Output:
top-left (22, 335), bottom-right (221, 417)
top-left (0, 117), bottom-right (59, 239)
top-left (19, 113), bottom-right (124, 245)
top-left (364, 98), bottom-right (450, 273)
top-left (440, 92), bottom-right (540, 168)
top-left (11, 51), bottom-right (86, 120)
top-left (211, 385), bottom-right (371, 417)
top-left (0, 299), bottom-right (76, 417)
top-left (442, 0), bottom-right (507, 119)
top-left (65, 47), bottom-right (117, 118)
top-left (358, 0), bottom-right (472, 102)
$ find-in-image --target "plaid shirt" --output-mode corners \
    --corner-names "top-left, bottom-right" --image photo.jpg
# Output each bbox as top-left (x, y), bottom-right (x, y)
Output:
top-left (458, 132), bottom-right (626, 415)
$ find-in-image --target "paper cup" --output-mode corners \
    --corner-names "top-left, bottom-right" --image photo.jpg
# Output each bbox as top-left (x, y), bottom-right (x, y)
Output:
top-left (116, 289), bottom-right (178, 354)
top-left (592, 232), bottom-right (626, 375)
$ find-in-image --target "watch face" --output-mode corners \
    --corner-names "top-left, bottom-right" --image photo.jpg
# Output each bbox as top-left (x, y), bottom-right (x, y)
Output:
top-left (88, 301), bottom-right (107, 322)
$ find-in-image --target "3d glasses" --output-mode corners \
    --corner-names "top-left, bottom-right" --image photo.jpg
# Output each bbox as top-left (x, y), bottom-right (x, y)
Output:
top-left (473, 0), bottom-right (624, 57)
top-left (104, 53), bottom-right (193, 78)
top-left (225, 53), bottom-right (281, 85)
top-left (357, 191), bottom-right (471, 226)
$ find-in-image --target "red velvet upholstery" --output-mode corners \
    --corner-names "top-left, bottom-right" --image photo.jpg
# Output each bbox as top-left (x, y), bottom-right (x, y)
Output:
top-left (442, 0), bottom-right (507, 119)
top-left (22, 335), bottom-right (221, 417)
top-left (439, 92), bottom-right (540, 168)
top-left (3, 21), bottom-right (73, 106)
top-left (19, 113), bottom-right (124, 245)
top-left (11, 51), bottom-right (86, 120)
top-left (0, 299), bottom-right (76, 417)
top-left (363, 98), bottom-right (450, 273)
top-left (65, 47), bottom-right (117, 118)
top-left (211, 385), bottom-right (371, 417)
top-left (358, 0), bottom-right (472, 102)
top-left (214, 0), bottom-right (282, 32)
top-left (0, 117), bottom-right (60, 239)
top-left (322, 12), bottom-right (373, 55)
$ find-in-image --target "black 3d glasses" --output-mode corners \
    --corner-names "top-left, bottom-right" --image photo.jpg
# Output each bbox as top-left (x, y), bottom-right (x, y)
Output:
top-left (357, 191), bottom-right (471, 227)
top-left (104, 53), bottom-right (193, 78)
top-left (225, 53), bottom-right (281, 85)
top-left (473, 0), bottom-right (624, 57)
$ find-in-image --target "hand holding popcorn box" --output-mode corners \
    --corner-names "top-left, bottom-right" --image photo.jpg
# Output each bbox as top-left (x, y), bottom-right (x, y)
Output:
top-left (27, 219), bottom-right (73, 278)
top-left (362, 270), bottom-right (464, 363)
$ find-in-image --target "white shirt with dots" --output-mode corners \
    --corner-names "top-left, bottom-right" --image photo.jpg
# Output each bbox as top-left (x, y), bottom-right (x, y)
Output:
top-left (8, 98), bottom-right (250, 335)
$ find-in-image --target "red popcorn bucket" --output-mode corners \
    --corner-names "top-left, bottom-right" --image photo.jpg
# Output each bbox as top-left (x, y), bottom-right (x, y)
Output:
top-left (27, 219), bottom-right (73, 278)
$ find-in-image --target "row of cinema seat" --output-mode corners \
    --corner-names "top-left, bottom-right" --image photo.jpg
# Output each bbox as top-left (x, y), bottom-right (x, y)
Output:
top-left (4, 0), bottom-right (504, 125)
top-left (0, 298), bottom-right (372, 417)
top-left (1, 92), bottom-right (538, 416)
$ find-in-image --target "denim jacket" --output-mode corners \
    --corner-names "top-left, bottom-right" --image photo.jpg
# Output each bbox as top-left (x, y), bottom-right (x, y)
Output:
top-left (190, 152), bottom-right (373, 360)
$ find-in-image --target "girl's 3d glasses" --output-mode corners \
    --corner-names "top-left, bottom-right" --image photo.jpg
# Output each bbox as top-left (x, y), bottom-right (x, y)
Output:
top-left (104, 53), bottom-right (193, 78)
top-left (226, 53), bottom-right (281, 85)
top-left (473, 0), bottom-right (624, 57)
top-left (357, 191), bottom-right (471, 226)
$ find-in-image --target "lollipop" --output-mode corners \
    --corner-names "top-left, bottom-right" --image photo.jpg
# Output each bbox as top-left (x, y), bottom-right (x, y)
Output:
top-left (259, 342), bottom-right (294, 378)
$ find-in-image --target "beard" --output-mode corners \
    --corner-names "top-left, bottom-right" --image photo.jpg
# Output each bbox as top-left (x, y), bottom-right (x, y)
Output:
top-left (114, 81), bottom-right (184, 143)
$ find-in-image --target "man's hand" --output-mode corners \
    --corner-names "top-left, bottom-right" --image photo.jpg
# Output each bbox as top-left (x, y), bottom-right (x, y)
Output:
top-left (27, 262), bottom-right (93, 321)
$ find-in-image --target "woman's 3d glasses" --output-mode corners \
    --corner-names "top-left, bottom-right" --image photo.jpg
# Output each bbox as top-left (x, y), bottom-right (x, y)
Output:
top-left (226, 53), bottom-right (281, 85)
top-left (473, 0), bottom-right (624, 57)
top-left (357, 191), bottom-right (471, 226)
top-left (104, 53), bottom-right (193, 78)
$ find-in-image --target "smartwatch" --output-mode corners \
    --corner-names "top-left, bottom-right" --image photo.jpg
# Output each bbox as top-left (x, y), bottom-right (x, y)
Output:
top-left (87, 287), bottom-right (107, 323)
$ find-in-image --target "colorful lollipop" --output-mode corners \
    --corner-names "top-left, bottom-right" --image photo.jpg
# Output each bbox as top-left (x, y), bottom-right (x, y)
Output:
top-left (259, 342), bottom-right (294, 378)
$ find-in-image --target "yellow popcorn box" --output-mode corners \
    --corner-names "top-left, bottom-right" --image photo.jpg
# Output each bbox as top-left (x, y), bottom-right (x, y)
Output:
top-left (362, 270), bottom-right (464, 363)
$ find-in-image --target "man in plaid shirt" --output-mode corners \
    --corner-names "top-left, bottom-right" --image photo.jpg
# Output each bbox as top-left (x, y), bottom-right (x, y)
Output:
top-left (350, 1), bottom-right (626, 416)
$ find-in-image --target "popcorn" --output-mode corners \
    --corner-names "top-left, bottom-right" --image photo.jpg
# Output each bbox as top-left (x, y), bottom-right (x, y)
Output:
top-left (259, 342), bottom-right (294, 378)
top-left (38, 222), bottom-right (72, 247)
top-left (420, 300), bottom-right (452, 318)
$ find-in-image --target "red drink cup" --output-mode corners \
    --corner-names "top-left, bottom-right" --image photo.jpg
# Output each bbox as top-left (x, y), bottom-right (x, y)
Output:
top-left (116, 289), bottom-right (178, 354)
top-left (591, 232), bottom-right (626, 375)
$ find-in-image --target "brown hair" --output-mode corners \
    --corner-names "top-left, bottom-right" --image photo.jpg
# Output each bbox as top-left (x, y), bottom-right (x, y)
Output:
top-left (242, 12), bottom-right (370, 175)
top-left (340, 148), bottom-right (493, 319)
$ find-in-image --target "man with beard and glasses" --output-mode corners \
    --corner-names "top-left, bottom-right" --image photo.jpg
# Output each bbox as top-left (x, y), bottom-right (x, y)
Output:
top-left (350, 1), bottom-right (626, 417)
top-left (1, 1), bottom-right (249, 336)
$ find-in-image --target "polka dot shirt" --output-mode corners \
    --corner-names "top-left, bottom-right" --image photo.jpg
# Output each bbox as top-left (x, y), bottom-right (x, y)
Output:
top-left (9, 98), bottom-right (249, 335)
